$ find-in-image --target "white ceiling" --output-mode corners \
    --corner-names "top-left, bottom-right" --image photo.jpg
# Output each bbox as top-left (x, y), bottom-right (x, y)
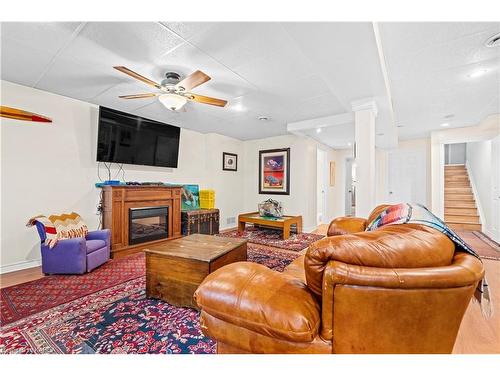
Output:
top-left (1, 22), bottom-right (499, 149)
top-left (378, 22), bottom-right (500, 139)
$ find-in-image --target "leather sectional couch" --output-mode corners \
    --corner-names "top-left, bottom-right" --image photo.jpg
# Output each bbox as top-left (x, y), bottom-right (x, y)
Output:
top-left (194, 205), bottom-right (484, 354)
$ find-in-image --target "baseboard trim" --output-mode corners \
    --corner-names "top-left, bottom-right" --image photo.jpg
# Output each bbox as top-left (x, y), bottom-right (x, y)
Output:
top-left (0, 259), bottom-right (41, 275)
top-left (484, 229), bottom-right (500, 244)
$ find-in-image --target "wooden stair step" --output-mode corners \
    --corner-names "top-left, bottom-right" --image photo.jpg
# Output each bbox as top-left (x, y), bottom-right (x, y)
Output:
top-left (445, 170), bottom-right (468, 173)
top-left (444, 214), bottom-right (480, 224)
top-left (445, 207), bottom-right (478, 215)
top-left (446, 222), bottom-right (482, 231)
top-left (445, 200), bottom-right (476, 208)
top-left (445, 187), bottom-right (472, 194)
top-left (445, 183), bottom-right (470, 188)
top-left (445, 194), bottom-right (474, 201)
top-left (444, 164), bottom-right (466, 168)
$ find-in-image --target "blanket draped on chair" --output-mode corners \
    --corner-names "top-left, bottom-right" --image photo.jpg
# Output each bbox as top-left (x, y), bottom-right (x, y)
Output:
top-left (27, 212), bottom-right (89, 248)
top-left (367, 203), bottom-right (492, 318)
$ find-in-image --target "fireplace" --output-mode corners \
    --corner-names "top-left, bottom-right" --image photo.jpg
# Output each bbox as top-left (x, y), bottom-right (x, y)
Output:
top-left (129, 206), bottom-right (169, 245)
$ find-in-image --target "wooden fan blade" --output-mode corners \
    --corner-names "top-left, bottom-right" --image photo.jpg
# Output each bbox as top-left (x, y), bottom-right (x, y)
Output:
top-left (118, 93), bottom-right (159, 99)
top-left (176, 70), bottom-right (211, 91)
top-left (113, 66), bottom-right (161, 89)
top-left (188, 93), bottom-right (227, 107)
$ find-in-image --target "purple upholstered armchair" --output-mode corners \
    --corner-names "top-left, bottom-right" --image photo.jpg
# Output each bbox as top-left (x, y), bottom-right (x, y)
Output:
top-left (34, 223), bottom-right (110, 274)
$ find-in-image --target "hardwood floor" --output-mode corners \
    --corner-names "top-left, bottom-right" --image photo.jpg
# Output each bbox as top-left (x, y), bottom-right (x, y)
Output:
top-left (2, 226), bottom-right (499, 353)
top-left (0, 265), bottom-right (44, 288)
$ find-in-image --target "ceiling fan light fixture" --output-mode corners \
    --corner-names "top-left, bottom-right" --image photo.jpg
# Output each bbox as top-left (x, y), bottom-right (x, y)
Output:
top-left (159, 93), bottom-right (187, 111)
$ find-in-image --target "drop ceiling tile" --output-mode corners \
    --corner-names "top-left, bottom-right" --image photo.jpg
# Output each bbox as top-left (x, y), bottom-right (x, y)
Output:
top-left (182, 23), bottom-right (295, 70)
top-left (58, 22), bottom-right (184, 71)
top-left (379, 22), bottom-right (500, 58)
top-left (232, 44), bottom-right (316, 95)
top-left (305, 123), bottom-right (354, 149)
top-left (90, 80), bottom-right (159, 112)
top-left (0, 22), bottom-right (82, 55)
top-left (35, 56), bottom-right (125, 102)
top-left (0, 37), bottom-right (55, 87)
top-left (160, 22), bottom-right (216, 42)
top-left (289, 93), bottom-right (346, 123)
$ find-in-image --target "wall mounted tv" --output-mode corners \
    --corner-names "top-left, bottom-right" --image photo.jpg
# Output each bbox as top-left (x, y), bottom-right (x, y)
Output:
top-left (97, 106), bottom-right (181, 168)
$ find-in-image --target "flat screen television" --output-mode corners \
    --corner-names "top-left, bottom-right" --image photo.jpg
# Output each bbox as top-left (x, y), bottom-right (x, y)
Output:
top-left (96, 106), bottom-right (181, 168)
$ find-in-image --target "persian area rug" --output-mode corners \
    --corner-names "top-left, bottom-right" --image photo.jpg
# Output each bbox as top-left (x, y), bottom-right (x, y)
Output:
top-left (0, 244), bottom-right (300, 354)
top-left (218, 226), bottom-right (324, 252)
top-left (0, 253), bottom-right (145, 326)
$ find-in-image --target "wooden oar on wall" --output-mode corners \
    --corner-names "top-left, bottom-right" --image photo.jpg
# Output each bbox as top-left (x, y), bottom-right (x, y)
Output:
top-left (0, 106), bottom-right (52, 123)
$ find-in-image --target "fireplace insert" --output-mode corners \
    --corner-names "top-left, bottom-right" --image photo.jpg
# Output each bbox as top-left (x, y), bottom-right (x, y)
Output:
top-left (129, 206), bottom-right (169, 245)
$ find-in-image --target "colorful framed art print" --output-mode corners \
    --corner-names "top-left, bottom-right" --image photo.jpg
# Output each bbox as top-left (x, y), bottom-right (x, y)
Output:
top-left (258, 148), bottom-right (290, 195)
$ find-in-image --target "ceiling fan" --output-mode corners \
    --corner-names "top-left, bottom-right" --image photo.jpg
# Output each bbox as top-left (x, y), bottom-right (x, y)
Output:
top-left (113, 66), bottom-right (227, 111)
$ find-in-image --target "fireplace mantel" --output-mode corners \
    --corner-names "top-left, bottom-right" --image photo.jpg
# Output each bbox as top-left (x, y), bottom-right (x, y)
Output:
top-left (101, 185), bottom-right (182, 258)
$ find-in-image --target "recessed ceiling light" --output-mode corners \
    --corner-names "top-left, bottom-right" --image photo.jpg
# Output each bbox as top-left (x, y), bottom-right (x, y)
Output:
top-left (316, 128), bottom-right (322, 133)
top-left (485, 32), bottom-right (500, 48)
top-left (347, 142), bottom-right (352, 146)
top-left (467, 69), bottom-right (488, 78)
top-left (441, 123), bottom-right (450, 127)
top-left (257, 116), bottom-right (270, 121)
top-left (232, 103), bottom-right (245, 112)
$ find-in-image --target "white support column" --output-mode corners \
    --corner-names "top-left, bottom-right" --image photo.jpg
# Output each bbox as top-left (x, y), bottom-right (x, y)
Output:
top-left (352, 99), bottom-right (378, 218)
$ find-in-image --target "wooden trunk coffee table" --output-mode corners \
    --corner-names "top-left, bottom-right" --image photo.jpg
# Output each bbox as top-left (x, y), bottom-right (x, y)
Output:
top-left (238, 212), bottom-right (303, 240)
top-left (144, 234), bottom-right (247, 309)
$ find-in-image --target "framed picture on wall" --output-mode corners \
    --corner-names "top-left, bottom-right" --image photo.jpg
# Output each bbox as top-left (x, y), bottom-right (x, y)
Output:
top-left (329, 161), bottom-right (336, 186)
top-left (258, 148), bottom-right (290, 195)
top-left (223, 152), bottom-right (238, 171)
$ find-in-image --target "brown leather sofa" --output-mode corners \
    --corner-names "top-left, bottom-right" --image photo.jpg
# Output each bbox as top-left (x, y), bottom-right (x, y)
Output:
top-left (194, 205), bottom-right (484, 354)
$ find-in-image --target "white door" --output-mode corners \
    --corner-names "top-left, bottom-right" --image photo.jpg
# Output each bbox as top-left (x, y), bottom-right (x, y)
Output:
top-left (387, 150), bottom-right (427, 205)
top-left (345, 158), bottom-right (355, 216)
top-left (491, 136), bottom-right (500, 242)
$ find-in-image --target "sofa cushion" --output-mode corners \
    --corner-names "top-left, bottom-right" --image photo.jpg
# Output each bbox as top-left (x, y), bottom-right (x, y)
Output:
top-left (282, 255), bottom-right (306, 282)
top-left (194, 262), bottom-right (321, 343)
top-left (86, 239), bottom-right (106, 254)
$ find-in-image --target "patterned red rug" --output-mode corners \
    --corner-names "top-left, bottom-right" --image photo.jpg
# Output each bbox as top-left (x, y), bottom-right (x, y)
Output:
top-left (1, 253), bottom-right (145, 326)
top-left (218, 227), bottom-right (324, 251)
top-left (0, 244), bottom-right (299, 354)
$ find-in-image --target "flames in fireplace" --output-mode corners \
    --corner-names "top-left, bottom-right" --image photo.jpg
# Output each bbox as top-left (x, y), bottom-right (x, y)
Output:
top-left (129, 206), bottom-right (169, 245)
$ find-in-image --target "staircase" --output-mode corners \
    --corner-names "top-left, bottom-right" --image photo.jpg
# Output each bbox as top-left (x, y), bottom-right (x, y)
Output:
top-left (444, 165), bottom-right (481, 231)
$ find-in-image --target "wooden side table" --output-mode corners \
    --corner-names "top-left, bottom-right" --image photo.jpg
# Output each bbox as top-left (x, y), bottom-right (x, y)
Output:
top-left (238, 212), bottom-right (303, 240)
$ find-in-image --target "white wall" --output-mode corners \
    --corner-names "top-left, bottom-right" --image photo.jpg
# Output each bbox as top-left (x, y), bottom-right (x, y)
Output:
top-left (0, 81), bottom-right (245, 272)
top-left (466, 140), bottom-right (493, 235)
top-left (1, 80), bottom-right (340, 272)
top-left (242, 135), bottom-right (335, 232)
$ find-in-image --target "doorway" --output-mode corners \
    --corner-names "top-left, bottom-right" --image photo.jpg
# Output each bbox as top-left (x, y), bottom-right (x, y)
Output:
top-left (345, 157), bottom-right (355, 216)
top-left (317, 148), bottom-right (328, 224)
top-left (387, 150), bottom-right (426, 205)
